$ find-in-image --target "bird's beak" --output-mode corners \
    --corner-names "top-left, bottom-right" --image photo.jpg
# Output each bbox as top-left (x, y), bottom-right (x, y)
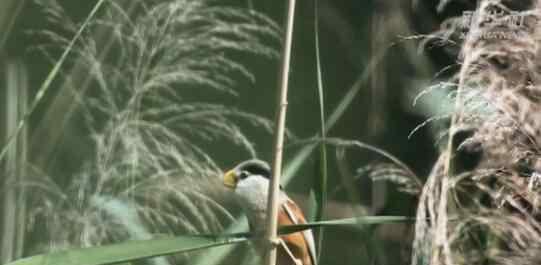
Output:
top-left (223, 169), bottom-right (238, 189)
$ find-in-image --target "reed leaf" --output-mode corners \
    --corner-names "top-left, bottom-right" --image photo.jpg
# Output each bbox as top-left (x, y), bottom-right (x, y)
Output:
top-left (7, 216), bottom-right (410, 265)
top-left (313, 0), bottom-right (328, 260)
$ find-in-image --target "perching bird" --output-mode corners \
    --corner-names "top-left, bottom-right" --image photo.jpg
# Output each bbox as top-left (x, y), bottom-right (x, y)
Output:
top-left (223, 159), bottom-right (317, 265)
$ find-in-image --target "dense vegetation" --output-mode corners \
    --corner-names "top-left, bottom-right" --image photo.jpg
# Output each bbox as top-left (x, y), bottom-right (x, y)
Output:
top-left (3, 0), bottom-right (541, 265)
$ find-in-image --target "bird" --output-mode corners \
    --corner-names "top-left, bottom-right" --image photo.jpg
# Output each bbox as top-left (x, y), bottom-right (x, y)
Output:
top-left (223, 159), bottom-right (317, 265)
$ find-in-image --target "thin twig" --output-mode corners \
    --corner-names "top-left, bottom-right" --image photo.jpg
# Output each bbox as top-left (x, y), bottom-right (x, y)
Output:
top-left (264, 0), bottom-right (297, 264)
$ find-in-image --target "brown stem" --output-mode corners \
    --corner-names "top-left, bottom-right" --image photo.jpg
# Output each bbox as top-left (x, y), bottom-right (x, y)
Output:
top-left (264, 0), bottom-right (297, 264)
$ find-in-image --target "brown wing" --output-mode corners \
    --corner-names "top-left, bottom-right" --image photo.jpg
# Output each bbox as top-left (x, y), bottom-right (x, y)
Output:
top-left (277, 199), bottom-right (317, 265)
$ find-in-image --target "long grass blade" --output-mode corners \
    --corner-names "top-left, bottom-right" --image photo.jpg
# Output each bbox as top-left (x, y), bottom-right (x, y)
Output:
top-left (6, 235), bottom-right (248, 265)
top-left (6, 215), bottom-right (410, 265)
top-left (313, 0), bottom-right (327, 260)
top-left (278, 216), bottom-right (413, 234)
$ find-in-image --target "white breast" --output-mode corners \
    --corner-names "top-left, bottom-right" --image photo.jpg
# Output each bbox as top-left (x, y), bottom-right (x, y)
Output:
top-left (234, 175), bottom-right (288, 232)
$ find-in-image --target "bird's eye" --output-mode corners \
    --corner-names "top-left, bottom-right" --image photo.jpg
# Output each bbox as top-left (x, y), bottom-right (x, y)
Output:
top-left (239, 171), bottom-right (249, 179)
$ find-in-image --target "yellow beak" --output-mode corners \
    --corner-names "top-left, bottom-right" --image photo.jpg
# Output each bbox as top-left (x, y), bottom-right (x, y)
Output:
top-left (223, 170), bottom-right (238, 189)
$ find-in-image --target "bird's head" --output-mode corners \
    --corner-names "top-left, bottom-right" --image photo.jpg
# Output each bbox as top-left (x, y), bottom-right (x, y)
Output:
top-left (223, 159), bottom-right (280, 221)
top-left (223, 159), bottom-right (271, 190)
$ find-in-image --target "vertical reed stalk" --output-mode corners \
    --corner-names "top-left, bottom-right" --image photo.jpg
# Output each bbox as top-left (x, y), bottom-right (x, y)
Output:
top-left (1, 60), bottom-right (28, 263)
top-left (15, 61), bottom-right (28, 258)
top-left (0, 1), bottom-right (26, 261)
top-left (2, 60), bottom-right (18, 264)
top-left (264, 0), bottom-right (296, 264)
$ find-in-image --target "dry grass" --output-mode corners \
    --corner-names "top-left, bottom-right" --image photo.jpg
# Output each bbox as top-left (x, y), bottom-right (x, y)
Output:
top-left (411, 0), bottom-right (541, 264)
top-left (21, 0), bottom-right (279, 261)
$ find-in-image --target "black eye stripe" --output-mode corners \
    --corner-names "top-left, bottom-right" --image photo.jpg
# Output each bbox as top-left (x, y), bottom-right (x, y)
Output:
top-left (234, 159), bottom-right (271, 179)
top-left (239, 171), bottom-right (249, 179)
top-left (242, 166), bottom-right (270, 179)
